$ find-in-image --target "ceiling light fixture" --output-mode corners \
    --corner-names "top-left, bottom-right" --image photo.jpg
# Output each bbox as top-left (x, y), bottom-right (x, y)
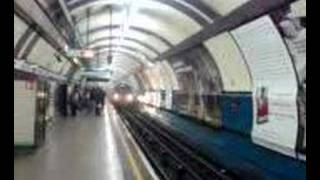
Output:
top-left (73, 58), bottom-right (80, 65)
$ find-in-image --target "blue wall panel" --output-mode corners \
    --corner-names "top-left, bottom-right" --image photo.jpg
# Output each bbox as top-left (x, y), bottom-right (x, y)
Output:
top-left (219, 94), bottom-right (253, 135)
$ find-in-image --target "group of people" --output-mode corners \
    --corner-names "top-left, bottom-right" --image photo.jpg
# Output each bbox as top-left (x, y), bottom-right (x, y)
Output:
top-left (69, 85), bottom-right (106, 117)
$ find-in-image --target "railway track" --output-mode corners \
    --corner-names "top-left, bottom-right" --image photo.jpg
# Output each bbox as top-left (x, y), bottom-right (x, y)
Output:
top-left (117, 106), bottom-right (237, 180)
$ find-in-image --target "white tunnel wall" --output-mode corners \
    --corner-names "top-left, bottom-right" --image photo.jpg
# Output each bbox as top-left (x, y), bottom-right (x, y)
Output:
top-left (15, 0), bottom-right (66, 47)
top-left (291, 0), bottom-right (306, 17)
top-left (136, 72), bottom-right (152, 91)
top-left (60, 60), bottom-right (73, 75)
top-left (27, 38), bottom-right (67, 74)
top-left (141, 61), bottom-right (179, 91)
top-left (14, 15), bottom-right (28, 48)
top-left (123, 76), bottom-right (141, 92)
top-left (204, 32), bottom-right (252, 92)
top-left (160, 61), bottom-right (180, 91)
top-left (200, 0), bottom-right (249, 15)
top-left (231, 15), bottom-right (299, 156)
top-left (231, 15), bottom-right (298, 89)
top-left (172, 45), bottom-right (223, 94)
top-left (14, 14), bottom-right (73, 76)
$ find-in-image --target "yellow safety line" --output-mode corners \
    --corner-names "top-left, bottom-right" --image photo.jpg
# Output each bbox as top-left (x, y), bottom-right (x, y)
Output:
top-left (126, 147), bottom-right (145, 180)
top-left (109, 104), bottom-right (145, 180)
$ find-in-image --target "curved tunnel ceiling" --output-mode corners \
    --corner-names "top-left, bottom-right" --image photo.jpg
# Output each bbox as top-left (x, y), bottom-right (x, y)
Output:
top-left (98, 48), bottom-right (152, 65)
top-left (33, 0), bottom-right (218, 82)
top-left (14, 0), bottom-right (304, 94)
top-left (67, 0), bottom-right (216, 25)
top-left (74, 2), bottom-right (203, 45)
top-left (88, 36), bottom-right (161, 55)
top-left (92, 44), bottom-right (154, 60)
top-left (67, 0), bottom-right (208, 82)
top-left (80, 25), bottom-right (173, 51)
top-left (98, 50), bottom-right (144, 66)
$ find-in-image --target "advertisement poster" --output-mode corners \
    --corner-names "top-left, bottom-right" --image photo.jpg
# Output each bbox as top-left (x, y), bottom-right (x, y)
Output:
top-left (252, 88), bottom-right (299, 157)
top-left (256, 87), bottom-right (269, 125)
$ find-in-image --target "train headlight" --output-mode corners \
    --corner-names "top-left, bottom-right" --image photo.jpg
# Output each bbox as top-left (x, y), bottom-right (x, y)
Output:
top-left (113, 93), bottom-right (120, 101)
top-left (126, 94), bottom-right (134, 102)
top-left (137, 95), bottom-right (144, 102)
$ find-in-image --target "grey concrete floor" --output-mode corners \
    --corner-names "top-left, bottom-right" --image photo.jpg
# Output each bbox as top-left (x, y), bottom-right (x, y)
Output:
top-left (14, 104), bottom-right (157, 180)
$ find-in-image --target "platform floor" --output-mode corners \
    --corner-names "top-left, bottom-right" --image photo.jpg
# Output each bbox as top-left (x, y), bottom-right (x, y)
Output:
top-left (14, 104), bottom-right (158, 180)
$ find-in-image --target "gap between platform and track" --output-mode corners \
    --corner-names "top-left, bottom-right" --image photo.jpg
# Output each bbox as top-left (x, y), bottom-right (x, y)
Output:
top-left (107, 104), bottom-right (160, 180)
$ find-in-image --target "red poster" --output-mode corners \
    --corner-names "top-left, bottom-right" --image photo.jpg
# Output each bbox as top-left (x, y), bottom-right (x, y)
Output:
top-left (256, 87), bottom-right (269, 124)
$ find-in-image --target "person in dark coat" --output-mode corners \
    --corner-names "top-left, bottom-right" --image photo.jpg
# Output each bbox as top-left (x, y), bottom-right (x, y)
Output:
top-left (69, 86), bottom-right (81, 117)
top-left (94, 87), bottom-right (106, 116)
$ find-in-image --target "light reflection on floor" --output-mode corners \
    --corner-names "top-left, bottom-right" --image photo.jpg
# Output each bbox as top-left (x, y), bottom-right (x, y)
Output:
top-left (104, 105), bottom-right (125, 180)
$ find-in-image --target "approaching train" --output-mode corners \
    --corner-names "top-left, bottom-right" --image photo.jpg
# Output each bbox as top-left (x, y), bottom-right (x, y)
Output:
top-left (111, 84), bottom-right (137, 105)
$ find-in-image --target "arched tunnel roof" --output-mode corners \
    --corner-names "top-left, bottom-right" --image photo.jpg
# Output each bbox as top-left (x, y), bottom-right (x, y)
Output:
top-left (14, 0), bottom-right (306, 92)
top-left (13, 1), bottom-right (306, 177)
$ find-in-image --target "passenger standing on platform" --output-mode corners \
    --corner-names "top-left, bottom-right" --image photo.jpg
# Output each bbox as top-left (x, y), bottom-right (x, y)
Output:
top-left (100, 88), bottom-right (106, 108)
top-left (83, 87), bottom-right (91, 114)
top-left (91, 87), bottom-right (98, 116)
top-left (93, 87), bottom-right (106, 116)
top-left (69, 86), bottom-right (81, 117)
top-left (56, 84), bottom-right (68, 117)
